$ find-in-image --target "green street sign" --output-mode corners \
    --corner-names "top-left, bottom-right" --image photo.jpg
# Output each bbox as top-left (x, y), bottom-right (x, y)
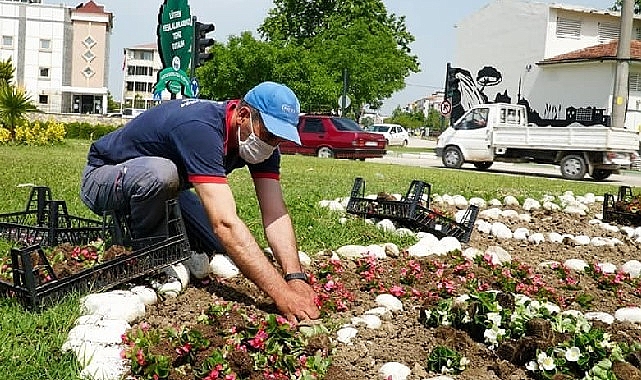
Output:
top-left (155, 0), bottom-right (194, 97)
top-left (157, 0), bottom-right (192, 71)
top-left (155, 67), bottom-right (194, 98)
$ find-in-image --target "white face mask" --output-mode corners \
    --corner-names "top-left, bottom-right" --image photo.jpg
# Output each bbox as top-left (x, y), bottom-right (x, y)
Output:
top-left (238, 113), bottom-right (276, 164)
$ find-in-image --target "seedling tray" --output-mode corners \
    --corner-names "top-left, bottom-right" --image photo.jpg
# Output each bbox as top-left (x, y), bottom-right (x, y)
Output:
top-left (603, 186), bottom-right (641, 227)
top-left (0, 186), bottom-right (119, 248)
top-left (345, 177), bottom-right (478, 243)
top-left (0, 187), bottom-right (190, 310)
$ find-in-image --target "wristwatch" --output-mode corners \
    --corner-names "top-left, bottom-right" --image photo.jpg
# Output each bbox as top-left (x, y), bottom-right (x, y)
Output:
top-left (284, 272), bottom-right (309, 283)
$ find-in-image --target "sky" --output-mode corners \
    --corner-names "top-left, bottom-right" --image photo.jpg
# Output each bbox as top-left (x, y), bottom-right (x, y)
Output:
top-left (58, 0), bottom-right (615, 115)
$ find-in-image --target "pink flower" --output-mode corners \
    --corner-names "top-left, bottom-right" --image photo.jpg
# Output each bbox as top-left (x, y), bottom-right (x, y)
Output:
top-left (139, 322), bottom-right (150, 332)
top-left (389, 285), bottom-right (406, 297)
top-left (276, 315), bottom-right (289, 326)
top-left (248, 329), bottom-right (268, 350)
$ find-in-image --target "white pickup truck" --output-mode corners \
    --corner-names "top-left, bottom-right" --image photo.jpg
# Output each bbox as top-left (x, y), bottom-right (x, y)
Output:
top-left (435, 103), bottom-right (639, 180)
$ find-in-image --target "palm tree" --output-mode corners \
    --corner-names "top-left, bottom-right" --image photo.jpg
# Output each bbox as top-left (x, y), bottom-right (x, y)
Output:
top-left (0, 83), bottom-right (38, 140)
top-left (0, 58), bottom-right (14, 85)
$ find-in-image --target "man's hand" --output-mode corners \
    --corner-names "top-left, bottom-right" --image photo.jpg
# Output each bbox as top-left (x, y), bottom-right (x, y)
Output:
top-left (277, 280), bottom-right (320, 325)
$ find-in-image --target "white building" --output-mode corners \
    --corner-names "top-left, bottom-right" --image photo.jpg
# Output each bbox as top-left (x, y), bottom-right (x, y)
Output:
top-left (121, 42), bottom-right (175, 112)
top-left (453, 0), bottom-right (641, 129)
top-left (0, 0), bottom-right (112, 114)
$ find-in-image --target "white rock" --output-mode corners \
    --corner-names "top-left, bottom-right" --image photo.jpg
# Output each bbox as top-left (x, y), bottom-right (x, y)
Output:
top-left (164, 263), bottom-right (190, 290)
top-left (599, 223), bottom-right (619, 233)
top-left (469, 197), bottom-right (487, 208)
top-left (433, 237), bottom-right (461, 255)
top-left (158, 281), bottom-right (182, 298)
top-left (441, 194), bottom-right (455, 206)
top-left (501, 209), bottom-right (519, 219)
top-left (462, 247), bottom-right (483, 261)
top-left (336, 244), bottom-right (368, 259)
top-left (564, 259), bottom-right (588, 271)
top-left (522, 198), bottom-right (540, 211)
top-left (488, 198), bottom-right (502, 206)
top-left (479, 208), bottom-right (502, 220)
top-left (406, 243), bottom-right (434, 258)
top-left (572, 235), bottom-right (591, 246)
top-left (621, 260), bottom-right (641, 278)
top-left (184, 251), bottom-right (211, 279)
top-left (395, 228), bottom-right (415, 237)
top-left (339, 217), bottom-right (347, 224)
top-left (79, 346), bottom-right (127, 380)
top-left (513, 227), bottom-right (529, 240)
top-left (518, 213), bottom-right (532, 223)
top-left (541, 194), bottom-right (556, 202)
top-left (615, 307), bottom-right (641, 323)
top-left (485, 246), bottom-right (511, 265)
top-left (475, 220), bottom-right (493, 234)
top-left (336, 327), bottom-right (358, 344)
top-left (209, 254), bottom-right (240, 278)
top-left (547, 232), bottom-right (563, 243)
top-left (491, 222), bottom-right (513, 239)
top-left (298, 251), bottom-right (312, 266)
top-left (364, 307), bottom-right (392, 318)
top-left (584, 311), bottom-right (615, 325)
top-left (503, 195), bottom-right (519, 207)
top-left (378, 362), bottom-right (411, 380)
top-left (543, 201), bottom-right (561, 211)
top-left (528, 233), bottom-right (545, 245)
top-left (364, 244), bottom-right (387, 259)
top-left (564, 204), bottom-right (587, 216)
top-left (82, 291), bottom-right (146, 323)
top-left (64, 318), bottom-right (130, 349)
top-left (539, 260), bottom-right (560, 268)
top-left (621, 226), bottom-right (636, 237)
top-left (597, 262), bottom-right (617, 274)
top-left (130, 286), bottom-right (157, 306)
top-left (376, 219), bottom-right (396, 233)
top-left (591, 237), bottom-right (615, 247)
top-left (452, 195), bottom-right (468, 208)
top-left (375, 294), bottom-right (403, 311)
top-left (318, 200), bottom-right (344, 211)
top-left (351, 314), bottom-right (382, 329)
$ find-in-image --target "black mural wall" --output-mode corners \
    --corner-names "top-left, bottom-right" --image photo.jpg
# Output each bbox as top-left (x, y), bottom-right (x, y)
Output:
top-left (445, 63), bottom-right (609, 127)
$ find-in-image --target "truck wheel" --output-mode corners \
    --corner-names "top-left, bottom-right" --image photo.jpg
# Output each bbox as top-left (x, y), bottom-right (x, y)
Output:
top-left (442, 146), bottom-right (464, 168)
top-left (560, 154), bottom-right (587, 180)
top-left (317, 147), bottom-right (334, 158)
top-left (590, 169), bottom-right (612, 180)
top-left (473, 161), bottom-right (493, 170)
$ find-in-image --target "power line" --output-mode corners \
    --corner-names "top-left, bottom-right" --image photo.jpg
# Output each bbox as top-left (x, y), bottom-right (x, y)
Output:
top-left (404, 82), bottom-right (444, 89)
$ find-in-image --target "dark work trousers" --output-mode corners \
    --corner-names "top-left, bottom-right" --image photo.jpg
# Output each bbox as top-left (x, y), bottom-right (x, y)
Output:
top-left (80, 156), bottom-right (224, 253)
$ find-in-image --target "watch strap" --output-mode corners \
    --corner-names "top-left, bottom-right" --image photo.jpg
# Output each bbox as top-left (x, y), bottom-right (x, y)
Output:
top-left (284, 272), bottom-right (308, 282)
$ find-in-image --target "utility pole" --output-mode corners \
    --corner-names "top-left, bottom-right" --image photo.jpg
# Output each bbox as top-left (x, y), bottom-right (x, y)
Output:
top-left (612, 0), bottom-right (634, 129)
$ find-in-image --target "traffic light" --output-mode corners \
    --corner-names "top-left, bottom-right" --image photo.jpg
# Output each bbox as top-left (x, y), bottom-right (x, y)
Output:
top-left (194, 21), bottom-right (215, 68)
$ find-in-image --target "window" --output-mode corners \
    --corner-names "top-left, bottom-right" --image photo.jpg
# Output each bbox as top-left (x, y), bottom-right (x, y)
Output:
top-left (39, 39), bottom-right (51, 51)
top-left (38, 94), bottom-right (48, 104)
top-left (630, 72), bottom-right (641, 92)
top-left (39, 67), bottom-right (50, 78)
top-left (82, 67), bottom-right (95, 78)
top-left (302, 119), bottom-right (324, 133)
top-left (1, 35), bottom-right (13, 47)
top-left (83, 36), bottom-right (96, 48)
top-left (598, 22), bottom-right (619, 43)
top-left (556, 17), bottom-right (581, 39)
top-left (82, 50), bottom-right (95, 62)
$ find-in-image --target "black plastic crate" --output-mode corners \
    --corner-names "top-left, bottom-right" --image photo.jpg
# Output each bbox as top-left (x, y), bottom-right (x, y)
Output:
top-left (0, 186), bottom-right (120, 248)
top-left (345, 177), bottom-right (478, 243)
top-left (0, 198), bottom-right (190, 310)
top-left (603, 186), bottom-right (641, 227)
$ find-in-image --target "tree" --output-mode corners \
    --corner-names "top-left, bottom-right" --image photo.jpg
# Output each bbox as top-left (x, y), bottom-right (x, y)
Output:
top-left (0, 58), bottom-right (14, 85)
top-left (0, 84), bottom-right (38, 139)
top-left (611, 0), bottom-right (641, 13)
top-left (385, 106), bottom-right (426, 131)
top-left (197, 0), bottom-right (419, 114)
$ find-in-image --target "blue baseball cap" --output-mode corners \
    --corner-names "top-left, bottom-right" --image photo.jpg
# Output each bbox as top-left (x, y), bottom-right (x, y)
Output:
top-left (244, 81), bottom-right (301, 145)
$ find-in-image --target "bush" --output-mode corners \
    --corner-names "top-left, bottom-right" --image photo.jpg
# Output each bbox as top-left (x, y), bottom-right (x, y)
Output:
top-left (64, 122), bottom-right (120, 140)
top-left (12, 120), bottom-right (66, 145)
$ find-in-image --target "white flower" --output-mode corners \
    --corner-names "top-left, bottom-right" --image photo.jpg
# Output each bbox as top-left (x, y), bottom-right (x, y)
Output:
top-left (537, 352), bottom-right (556, 371)
top-left (600, 333), bottom-right (614, 349)
top-left (423, 310), bottom-right (432, 320)
top-left (565, 346), bottom-right (581, 362)
top-left (487, 312), bottom-right (502, 326)
top-left (484, 326), bottom-right (506, 345)
top-left (526, 360), bottom-right (539, 371)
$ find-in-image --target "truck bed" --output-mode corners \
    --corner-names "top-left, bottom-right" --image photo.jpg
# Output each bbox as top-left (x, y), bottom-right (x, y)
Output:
top-left (492, 125), bottom-right (639, 152)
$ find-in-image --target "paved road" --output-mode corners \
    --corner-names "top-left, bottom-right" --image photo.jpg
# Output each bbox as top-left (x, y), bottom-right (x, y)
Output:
top-left (372, 138), bottom-right (641, 187)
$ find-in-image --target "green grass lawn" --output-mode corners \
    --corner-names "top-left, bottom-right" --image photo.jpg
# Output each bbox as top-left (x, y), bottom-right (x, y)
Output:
top-left (0, 140), bottom-right (622, 379)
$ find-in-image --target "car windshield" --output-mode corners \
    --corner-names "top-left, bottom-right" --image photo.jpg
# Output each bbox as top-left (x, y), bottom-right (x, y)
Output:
top-left (331, 117), bottom-right (363, 132)
top-left (371, 125), bottom-right (390, 132)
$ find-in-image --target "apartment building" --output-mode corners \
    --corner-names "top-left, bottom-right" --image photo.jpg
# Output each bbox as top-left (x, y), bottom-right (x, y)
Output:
top-left (121, 43), bottom-right (175, 112)
top-left (0, 0), bottom-right (112, 114)
top-left (453, 0), bottom-right (641, 129)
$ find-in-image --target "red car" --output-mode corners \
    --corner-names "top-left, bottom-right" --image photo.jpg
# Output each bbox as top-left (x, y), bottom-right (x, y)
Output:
top-left (279, 115), bottom-right (387, 159)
